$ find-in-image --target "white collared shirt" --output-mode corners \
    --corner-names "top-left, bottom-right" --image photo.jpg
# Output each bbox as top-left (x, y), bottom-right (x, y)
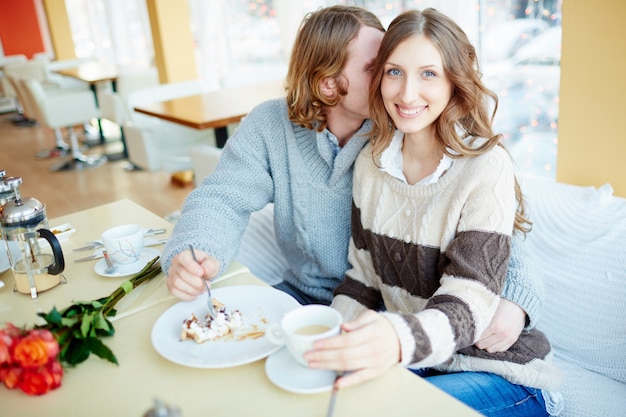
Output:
top-left (379, 130), bottom-right (453, 185)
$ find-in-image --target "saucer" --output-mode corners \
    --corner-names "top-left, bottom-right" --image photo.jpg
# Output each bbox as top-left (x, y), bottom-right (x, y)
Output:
top-left (264, 347), bottom-right (336, 394)
top-left (94, 247), bottom-right (160, 277)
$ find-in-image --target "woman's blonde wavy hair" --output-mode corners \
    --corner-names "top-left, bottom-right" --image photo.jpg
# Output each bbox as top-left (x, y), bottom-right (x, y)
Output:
top-left (368, 9), bottom-right (530, 234)
top-left (286, 5), bottom-right (384, 132)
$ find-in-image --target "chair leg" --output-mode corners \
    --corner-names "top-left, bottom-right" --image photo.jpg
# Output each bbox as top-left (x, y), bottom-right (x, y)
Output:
top-left (49, 126), bottom-right (107, 172)
top-left (35, 128), bottom-right (70, 159)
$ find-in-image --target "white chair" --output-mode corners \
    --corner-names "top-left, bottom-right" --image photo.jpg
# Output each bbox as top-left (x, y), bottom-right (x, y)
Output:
top-left (0, 54), bottom-right (27, 113)
top-left (190, 143), bottom-right (223, 187)
top-left (1, 60), bottom-right (61, 123)
top-left (8, 75), bottom-right (70, 158)
top-left (98, 67), bottom-right (159, 128)
top-left (123, 80), bottom-right (216, 171)
top-left (21, 78), bottom-right (107, 172)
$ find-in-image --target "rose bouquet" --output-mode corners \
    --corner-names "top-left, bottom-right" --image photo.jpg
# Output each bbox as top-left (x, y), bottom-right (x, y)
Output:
top-left (0, 256), bottom-right (161, 396)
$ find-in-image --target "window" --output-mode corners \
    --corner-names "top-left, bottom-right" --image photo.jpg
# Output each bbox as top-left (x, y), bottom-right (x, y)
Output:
top-left (67, 0), bottom-right (562, 179)
top-left (189, 0), bottom-right (561, 179)
top-left (65, 0), bottom-right (153, 70)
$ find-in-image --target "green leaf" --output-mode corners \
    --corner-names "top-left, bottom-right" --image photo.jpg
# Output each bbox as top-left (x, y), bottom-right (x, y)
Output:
top-left (86, 337), bottom-right (118, 365)
top-left (60, 316), bottom-right (80, 327)
top-left (37, 307), bottom-right (63, 325)
top-left (80, 312), bottom-right (94, 337)
top-left (63, 337), bottom-right (91, 366)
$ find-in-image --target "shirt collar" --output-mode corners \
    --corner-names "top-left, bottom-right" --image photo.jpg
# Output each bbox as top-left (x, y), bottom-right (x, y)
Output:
top-left (379, 130), bottom-right (454, 186)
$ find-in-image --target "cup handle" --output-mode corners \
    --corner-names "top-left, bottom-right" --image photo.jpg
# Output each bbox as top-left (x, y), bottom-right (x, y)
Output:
top-left (37, 228), bottom-right (65, 275)
top-left (265, 323), bottom-right (286, 346)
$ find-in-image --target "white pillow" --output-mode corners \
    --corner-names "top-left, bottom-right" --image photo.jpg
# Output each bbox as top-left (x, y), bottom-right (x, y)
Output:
top-left (522, 176), bottom-right (626, 383)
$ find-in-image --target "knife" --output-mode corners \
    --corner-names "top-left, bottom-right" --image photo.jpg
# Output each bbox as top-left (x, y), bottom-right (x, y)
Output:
top-left (73, 239), bottom-right (168, 262)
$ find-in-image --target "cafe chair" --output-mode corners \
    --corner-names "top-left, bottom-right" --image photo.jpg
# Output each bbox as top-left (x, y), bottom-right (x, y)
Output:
top-left (0, 54), bottom-right (27, 114)
top-left (20, 77), bottom-right (107, 172)
top-left (1, 59), bottom-right (61, 124)
top-left (8, 75), bottom-right (70, 158)
top-left (98, 68), bottom-right (159, 128)
top-left (190, 143), bottom-right (223, 187)
top-left (123, 80), bottom-right (216, 171)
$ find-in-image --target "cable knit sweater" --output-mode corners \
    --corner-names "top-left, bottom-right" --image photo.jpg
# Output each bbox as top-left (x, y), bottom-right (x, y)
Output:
top-left (332, 143), bottom-right (561, 391)
top-left (161, 98), bottom-right (543, 319)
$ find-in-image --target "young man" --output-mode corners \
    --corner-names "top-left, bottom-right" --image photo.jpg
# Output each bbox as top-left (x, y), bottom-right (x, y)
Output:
top-left (162, 5), bottom-right (540, 351)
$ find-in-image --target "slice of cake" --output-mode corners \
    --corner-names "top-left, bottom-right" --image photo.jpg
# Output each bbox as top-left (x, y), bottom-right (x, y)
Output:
top-left (180, 298), bottom-right (243, 343)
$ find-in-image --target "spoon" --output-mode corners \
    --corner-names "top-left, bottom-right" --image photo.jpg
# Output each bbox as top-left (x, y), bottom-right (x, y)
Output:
top-left (102, 250), bottom-right (118, 274)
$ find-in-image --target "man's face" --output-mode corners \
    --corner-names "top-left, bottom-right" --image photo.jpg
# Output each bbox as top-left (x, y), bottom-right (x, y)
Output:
top-left (335, 26), bottom-right (384, 123)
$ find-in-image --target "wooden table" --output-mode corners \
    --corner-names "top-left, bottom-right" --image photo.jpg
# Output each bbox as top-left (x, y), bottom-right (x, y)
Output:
top-left (134, 80), bottom-right (285, 148)
top-left (0, 200), bottom-right (480, 417)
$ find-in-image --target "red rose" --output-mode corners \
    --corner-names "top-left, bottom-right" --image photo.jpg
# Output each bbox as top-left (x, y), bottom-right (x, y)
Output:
top-left (0, 366), bottom-right (22, 390)
top-left (13, 329), bottom-right (59, 368)
top-left (17, 360), bottom-right (64, 396)
top-left (0, 324), bottom-right (22, 365)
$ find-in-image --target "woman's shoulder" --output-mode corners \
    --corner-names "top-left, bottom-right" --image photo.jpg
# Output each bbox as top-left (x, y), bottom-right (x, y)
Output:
top-left (463, 142), bottom-right (513, 172)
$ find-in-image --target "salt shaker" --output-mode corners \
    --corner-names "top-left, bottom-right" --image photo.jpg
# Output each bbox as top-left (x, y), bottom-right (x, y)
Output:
top-left (143, 399), bottom-right (182, 417)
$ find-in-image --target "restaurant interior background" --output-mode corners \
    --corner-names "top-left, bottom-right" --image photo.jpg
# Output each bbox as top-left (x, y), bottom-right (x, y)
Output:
top-left (59, 0), bottom-right (562, 179)
top-left (0, 1), bottom-right (624, 199)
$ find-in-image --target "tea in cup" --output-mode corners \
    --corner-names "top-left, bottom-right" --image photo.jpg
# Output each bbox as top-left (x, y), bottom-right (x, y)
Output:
top-left (102, 224), bottom-right (144, 265)
top-left (266, 305), bottom-right (342, 367)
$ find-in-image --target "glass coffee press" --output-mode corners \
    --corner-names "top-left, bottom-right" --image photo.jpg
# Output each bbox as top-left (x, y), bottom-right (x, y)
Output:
top-left (0, 173), bottom-right (65, 298)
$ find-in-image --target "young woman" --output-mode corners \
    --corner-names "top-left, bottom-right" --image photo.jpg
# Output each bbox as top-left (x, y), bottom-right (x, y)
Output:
top-left (306, 9), bottom-right (562, 417)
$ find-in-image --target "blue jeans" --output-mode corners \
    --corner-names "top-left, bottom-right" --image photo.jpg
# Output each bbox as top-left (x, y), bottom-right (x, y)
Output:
top-left (411, 369), bottom-right (548, 417)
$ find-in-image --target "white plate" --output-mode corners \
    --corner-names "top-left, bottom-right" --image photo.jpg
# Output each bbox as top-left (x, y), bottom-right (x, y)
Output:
top-left (51, 223), bottom-right (76, 242)
top-left (265, 347), bottom-right (336, 394)
top-left (151, 286), bottom-right (300, 369)
top-left (0, 240), bottom-right (21, 275)
top-left (94, 247), bottom-right (161, 277)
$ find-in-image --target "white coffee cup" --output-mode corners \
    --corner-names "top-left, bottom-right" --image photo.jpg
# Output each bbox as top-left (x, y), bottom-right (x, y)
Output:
top-left (266, 304), bottom-right (342, 367)
top-left (101, 224), bottom-right (144, 265)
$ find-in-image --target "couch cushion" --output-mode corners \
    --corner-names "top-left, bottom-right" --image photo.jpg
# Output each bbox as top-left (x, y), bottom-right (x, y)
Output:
top-left (522, 176), bottom-right (626, 383)
top-left (552, 356), bottom-right (626, 417)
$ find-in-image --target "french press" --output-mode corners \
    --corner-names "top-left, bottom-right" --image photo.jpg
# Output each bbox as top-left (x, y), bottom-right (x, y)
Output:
top-left (0, 174), bottom-right (65, 298)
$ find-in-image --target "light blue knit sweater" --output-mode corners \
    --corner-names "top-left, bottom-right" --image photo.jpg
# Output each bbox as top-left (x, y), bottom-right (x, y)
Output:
top-left (161, 98), bottom-right (542, 325)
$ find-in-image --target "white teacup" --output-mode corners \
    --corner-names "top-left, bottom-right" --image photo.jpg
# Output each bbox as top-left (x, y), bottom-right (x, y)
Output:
top-left (266, 305), bottom-right (342, 367)
top-left (101, 224), bottom-right (144, 265)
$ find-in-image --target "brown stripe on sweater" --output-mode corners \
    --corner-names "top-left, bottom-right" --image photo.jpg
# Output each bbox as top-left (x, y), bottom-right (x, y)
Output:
top-left (351, 202), bottom-right (442, 298)
top-left (334, 276), bottom-right (384, 311)
top-left (401, 314), bottom-right (434, 363)
top-left (439, 230), bottom-right (511, 295)
top-left (458, 328), bottom-right (553, 364)
top-left (427, 294), bottom-right (476, 348)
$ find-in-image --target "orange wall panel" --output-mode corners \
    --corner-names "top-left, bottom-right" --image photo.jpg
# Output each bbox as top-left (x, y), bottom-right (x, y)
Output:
top-left (0, 0), bottom-right (46, 58)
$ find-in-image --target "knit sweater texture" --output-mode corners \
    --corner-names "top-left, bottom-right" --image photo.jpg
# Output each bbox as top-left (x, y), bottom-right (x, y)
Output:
top-left (332, 143), bottom-right (561, 391)
top-left (161, 98), bottom-right (543, 319)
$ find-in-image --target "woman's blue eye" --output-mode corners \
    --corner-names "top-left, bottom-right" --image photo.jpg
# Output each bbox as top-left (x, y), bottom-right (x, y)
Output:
top-left (387, 68), bottom-right (402, 76)
top-left (423, 70), bottom-right (436, 77)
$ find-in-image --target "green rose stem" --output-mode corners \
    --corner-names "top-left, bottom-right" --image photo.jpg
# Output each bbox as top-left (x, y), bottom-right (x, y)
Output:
top-left (36, 256), bottom-right (162, 367)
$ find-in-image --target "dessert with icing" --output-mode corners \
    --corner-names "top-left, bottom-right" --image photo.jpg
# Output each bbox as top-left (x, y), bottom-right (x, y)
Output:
top-left (181, 298), bottom-right (243, 343)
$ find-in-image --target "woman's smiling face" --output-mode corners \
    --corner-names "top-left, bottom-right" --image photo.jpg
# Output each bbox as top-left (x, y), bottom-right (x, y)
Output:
top-left (380, 34), bottom-right (452, 139)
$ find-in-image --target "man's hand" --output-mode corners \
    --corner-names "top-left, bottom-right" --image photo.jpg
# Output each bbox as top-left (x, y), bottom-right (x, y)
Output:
top-left (166, 249), bottom-right (220, 300)
top-left (475, 298), bottom-right (526, 352)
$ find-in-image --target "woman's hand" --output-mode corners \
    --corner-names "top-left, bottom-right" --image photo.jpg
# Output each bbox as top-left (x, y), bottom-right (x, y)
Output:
top-left (304, 310), bottom-right (400, 389)
top-left (166, 248), bottom-right (220, 300)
